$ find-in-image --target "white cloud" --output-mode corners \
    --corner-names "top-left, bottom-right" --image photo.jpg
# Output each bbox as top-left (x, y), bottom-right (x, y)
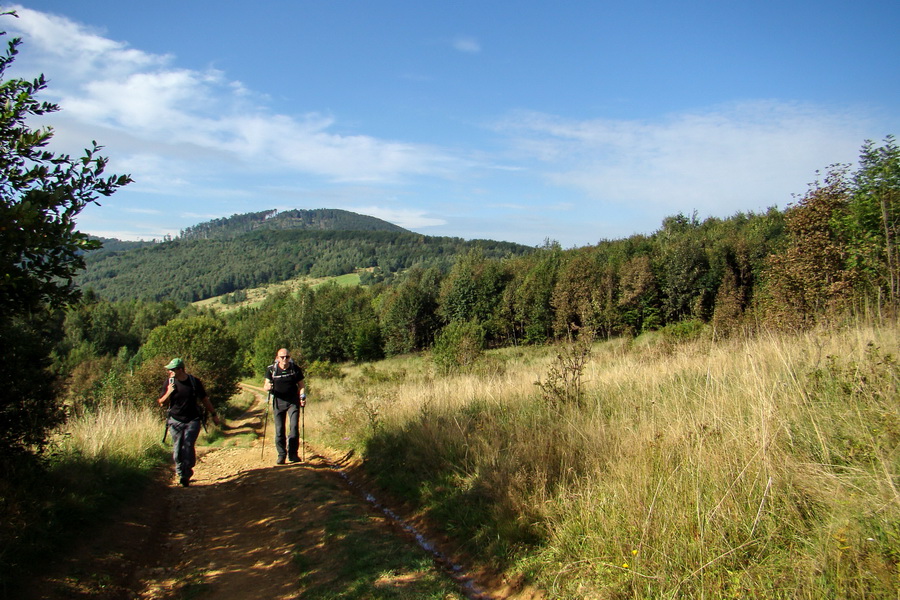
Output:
top-left (8, 6), bottom-right (891, 248)
top-left (453, 36), bottom-right (481, 54)
top-left (6, 6), bottom-right (458, 186)
top-left (8, 5), bottom-right (166, 81)
top-left (498, 101), bottom-right (876, 217)
top-left (355, 206), bottom-right (446, 229)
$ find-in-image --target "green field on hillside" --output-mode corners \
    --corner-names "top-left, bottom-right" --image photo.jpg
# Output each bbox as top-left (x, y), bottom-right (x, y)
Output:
top-left (194, 271), bottom-right (362, 312)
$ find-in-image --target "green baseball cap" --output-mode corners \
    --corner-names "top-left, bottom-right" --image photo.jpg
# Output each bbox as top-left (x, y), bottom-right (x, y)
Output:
top-left (164, 357), bottom-right (185, 370)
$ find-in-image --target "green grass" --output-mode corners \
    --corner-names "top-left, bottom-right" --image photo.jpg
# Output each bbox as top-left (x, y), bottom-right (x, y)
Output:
top-left (290, 473), bottom-right (466, 600)
top-left (313, 272), bottom-right (361, 288)
top-left (0, 449), bottom-right (165, 599)
top-left (193, 272), bottom-right (362, 313)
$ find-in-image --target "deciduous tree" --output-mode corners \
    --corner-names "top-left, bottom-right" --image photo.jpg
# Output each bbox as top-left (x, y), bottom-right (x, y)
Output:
top-left (763, 168), bottom-right (855, 327)
top-left (140, 315), bottom-right (241, 405)
top-left (847, 136), bottom-right (900, 305)
top-left (0, 14), bottom-right (131, 457)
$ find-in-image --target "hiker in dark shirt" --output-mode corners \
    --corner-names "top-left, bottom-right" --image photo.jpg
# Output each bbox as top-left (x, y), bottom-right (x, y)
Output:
top-left (264, 348), bottom-right (306, 464)
top-left (157, 358), bottom-right (220, 486)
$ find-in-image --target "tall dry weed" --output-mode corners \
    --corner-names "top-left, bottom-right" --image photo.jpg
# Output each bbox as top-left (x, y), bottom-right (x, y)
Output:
top-left (57, 403), bottom-right (165, 462)
top-left (326, 321), bottom-right (900, 598)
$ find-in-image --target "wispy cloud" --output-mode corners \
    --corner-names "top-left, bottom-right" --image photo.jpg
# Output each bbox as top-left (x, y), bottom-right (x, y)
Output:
top-left (355, 206), bottom-right (446, 229)
top-left (497, 101), bottom-right (876, 218)
top-left (5, 6), bottom-right (888, 247)
top-left (7, 6), bottom-right (459, 187)
top-left (453, 36), bottom-right (481, 54)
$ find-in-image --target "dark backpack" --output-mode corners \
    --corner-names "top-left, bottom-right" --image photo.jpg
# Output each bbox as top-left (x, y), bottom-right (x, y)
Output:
top-left (167, 374), bottom-right (206, 423)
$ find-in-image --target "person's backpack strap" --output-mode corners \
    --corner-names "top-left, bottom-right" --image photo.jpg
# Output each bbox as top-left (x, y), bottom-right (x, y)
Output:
top-left (186, 375), bottom-right (207, 421)
top-left (288, 359), bottom-right (301, 379)
top-left (186, 374), bottom-right (197, 396)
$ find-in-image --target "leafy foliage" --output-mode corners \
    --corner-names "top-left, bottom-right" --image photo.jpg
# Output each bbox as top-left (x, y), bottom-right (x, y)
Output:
top-left (763, 168), bottom-right (857, 327)
top-left (500, 243), bottom-right (561, 344)
top-left (378, 267), bottom-right (442, 355)
top-left (847, 136), bottom-right (900, 303)
top-left (0, 16), bottom-right (131, 458)
top-left (78, 228), bottom-right (531, 302)
top-left (0, 316), bottom-right (64, 455)
top-left (139, 315), bottom-right (241, 407)
top-left (431, 320), bottom-right (486, 375)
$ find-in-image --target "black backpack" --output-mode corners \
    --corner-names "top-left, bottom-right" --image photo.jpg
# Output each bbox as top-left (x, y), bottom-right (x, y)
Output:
top-left (167, 374), bottom-right (206, 423)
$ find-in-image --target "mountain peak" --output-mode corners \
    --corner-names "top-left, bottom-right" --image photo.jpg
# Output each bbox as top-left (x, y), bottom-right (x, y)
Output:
top-left (179, 208), bottom-right (409, 241)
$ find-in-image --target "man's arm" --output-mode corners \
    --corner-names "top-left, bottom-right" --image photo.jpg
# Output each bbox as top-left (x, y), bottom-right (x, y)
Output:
top-left (263, 365), bottom-right (274, 392)
top-left (157, 379), bottom-right (175, 408)
top-left (201, 395), bottom-right (221, 425)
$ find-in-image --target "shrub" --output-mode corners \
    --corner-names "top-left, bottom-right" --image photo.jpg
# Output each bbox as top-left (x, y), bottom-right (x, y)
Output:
top-left (307, 359), bottom-right (344, 380)
top-left (431, 320), bottom-right (485, 375)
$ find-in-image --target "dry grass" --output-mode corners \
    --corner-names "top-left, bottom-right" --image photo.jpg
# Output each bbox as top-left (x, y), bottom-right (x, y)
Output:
top-left (56, 402), bottom-right (164, 461)
top-left (312, 322), bottom-right (900, 598)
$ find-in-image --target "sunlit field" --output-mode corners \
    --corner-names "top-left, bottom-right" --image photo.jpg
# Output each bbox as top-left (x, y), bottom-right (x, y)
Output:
top-left (46, 320), bottom-right (900, 598)
top-left (56, 402), bottom-right (163, 462)
top-left (309, 321), bottom-right (900, 599)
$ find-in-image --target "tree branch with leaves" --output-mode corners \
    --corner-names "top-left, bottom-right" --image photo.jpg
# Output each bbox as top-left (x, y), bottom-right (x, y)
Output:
top-left (0, 10), bottom-right (131, 457)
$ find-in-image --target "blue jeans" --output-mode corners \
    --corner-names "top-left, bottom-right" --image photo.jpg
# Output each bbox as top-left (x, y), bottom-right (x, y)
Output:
top-left (168, 417), bottom-right (202, 482)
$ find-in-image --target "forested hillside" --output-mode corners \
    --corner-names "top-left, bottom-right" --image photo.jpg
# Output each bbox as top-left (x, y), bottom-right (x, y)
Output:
top-left (178, 208), bottom-right (408, 241)
top-left (87, 237), bottom-right (156, 255)
top-left (68, 135), bottom-right (900, 366)
top-left (78, 227), bottom-right (532, 302)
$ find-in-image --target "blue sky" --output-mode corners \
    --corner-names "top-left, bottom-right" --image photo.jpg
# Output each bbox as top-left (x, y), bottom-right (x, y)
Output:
top-left (7, 1), bottom-right (899, 247)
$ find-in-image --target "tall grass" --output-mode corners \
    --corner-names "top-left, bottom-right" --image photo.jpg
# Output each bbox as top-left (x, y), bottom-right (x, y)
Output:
top-left (315, 322), bottom-right (900, 598)
top-left (1, 401), bottom-right (170, 597)
top-left (56, 402), bottom-right (165, 462)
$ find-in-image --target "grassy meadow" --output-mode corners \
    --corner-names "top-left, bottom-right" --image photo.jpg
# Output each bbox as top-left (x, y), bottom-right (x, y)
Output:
top-left (10, 321), bottom-right (898, 598)
top-left (308, 320), bottom-right (900, 598)
top-left (193, 271), bottom-right (363, 313)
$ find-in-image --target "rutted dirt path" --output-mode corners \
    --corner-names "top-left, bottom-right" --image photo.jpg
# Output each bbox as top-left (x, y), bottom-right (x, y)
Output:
top-left (27, 388), bottom-right (534, 600)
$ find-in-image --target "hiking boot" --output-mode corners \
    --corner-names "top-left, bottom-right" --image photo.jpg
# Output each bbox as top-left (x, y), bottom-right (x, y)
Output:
top-left (180, 478), bottom-right (190, 487)
top-left (288, 455), bottom-right (300, 463)
top-left (275, 456), bottom-right (286, 465)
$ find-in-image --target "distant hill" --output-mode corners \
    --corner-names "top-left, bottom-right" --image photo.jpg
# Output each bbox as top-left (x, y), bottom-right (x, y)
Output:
top-left (87, 237), bottom-right (155, 254)
top-left (79, 209), bottom-right (532, 302)
top-left (178, 208), bottom-right (408, 241)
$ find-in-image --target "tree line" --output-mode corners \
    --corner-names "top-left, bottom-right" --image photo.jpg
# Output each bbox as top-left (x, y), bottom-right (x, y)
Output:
top-left (1, 5), bottom-right (897, 464)
top-left (51, 134), bottom-right (900, 419)
top-left (77, 228), bottom-right (533, 302)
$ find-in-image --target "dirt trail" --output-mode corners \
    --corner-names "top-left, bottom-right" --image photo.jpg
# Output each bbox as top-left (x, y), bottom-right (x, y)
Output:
top-left (27, 389), bottom-right (533, 600)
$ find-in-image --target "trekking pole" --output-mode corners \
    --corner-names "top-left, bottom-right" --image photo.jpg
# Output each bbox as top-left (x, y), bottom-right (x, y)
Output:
top-left (301, 402), bottom-right (305, 462)
top-left (162, 377), bottom-right (173, 443)
top-left (260, 392), bottom-right (270, 459)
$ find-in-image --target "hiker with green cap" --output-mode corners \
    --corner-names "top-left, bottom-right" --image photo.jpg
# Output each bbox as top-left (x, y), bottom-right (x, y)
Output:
top-left (157, 358), bottom-right (220, 486)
